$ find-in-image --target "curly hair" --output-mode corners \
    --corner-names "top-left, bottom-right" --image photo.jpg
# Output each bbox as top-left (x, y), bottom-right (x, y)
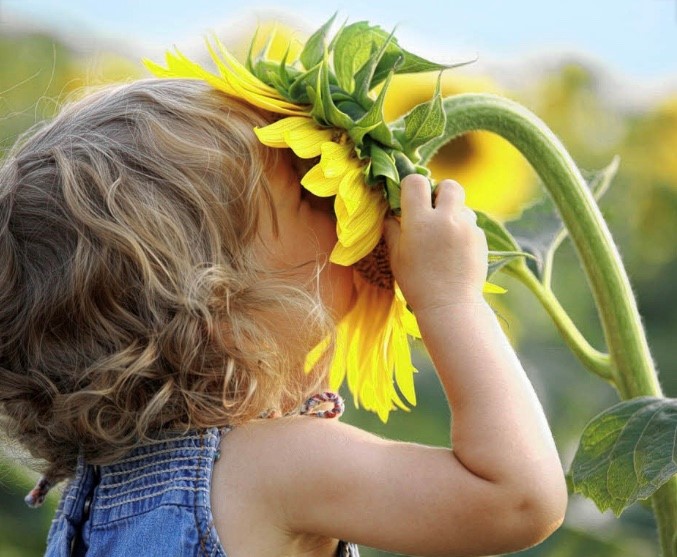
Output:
top-left (0, 79), bottom-right (334, 483)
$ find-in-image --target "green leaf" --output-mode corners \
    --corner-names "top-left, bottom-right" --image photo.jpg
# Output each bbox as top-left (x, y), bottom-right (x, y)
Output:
top-left (385, 177), bottom-right (401, 213)
top-left (308, 66), bottom-right (325, 123)
top-left (475, 213), bottom-right (530, 276)
top-left (505, 156), bottom-right (620, 280)
top-left (505, 192), bottom-right (566, 279)
top-left (300, 13), bottom-right (337, 70)
top-left (352, 28), bottom-right (398, 104)
top-left (333, 21), bottom-right (385, 92)
top-left (371, 49), bottom-right (473, 91)
top-left (336, 100), bottom-right (366, 121)
top-left (401, 74), bottom-right (446, 160)
top-left (476, 211), bottom-right (521, 253)
top-left (369, 144), bottom-right (399, 183)
top-left (488, 250), bottom-right (531, 277)
top-left (583, 155), bottom-right (619, 201)
top-left (334, 22), bottom-right (465, 93)
top-left (318, 53), bottom-right (355, 129)
top-left (288, 65), bottom-right (320, 104)
top-left (570, 396), bottom-right (677, 516)
top-left (331, 21), bottom-right (456, 95)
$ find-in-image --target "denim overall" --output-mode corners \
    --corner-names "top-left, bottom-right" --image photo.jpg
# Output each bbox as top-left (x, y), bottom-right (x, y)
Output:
top-left (43, 427), bottom-right (360, 556)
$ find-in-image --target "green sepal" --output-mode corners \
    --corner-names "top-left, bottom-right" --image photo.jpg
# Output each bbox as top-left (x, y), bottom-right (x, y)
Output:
top-left (337, 100), bottom-right (367, 121)
top-left (400, 73), bottom-right (446, 161)
top-left (369, 144), bottom-right (399, 183)
top-left (352, 28), bottom-right (398, 106)
top-left (277, 44), bottom-right (298, 89)
top-left (245, 27), bottom-right (260, 74)
top-left (318, 53), bottom-right (356, 130)
top-left (349, 70), bottom-right (394, 147)
top-left (393, 150), bottom-right (416, 179)
top-left (332, 20), bottom-right (464, 95)
top-left (300, 13), bottom-right (337, 70)
top-left (248, 30), bottom-right (279, 85)
top-left (307, 88), bottom-right (323, 121)
top-left (252, 57), bottom-right (300, 98)
top-left (333, 21), bottom-right (385, 93)
top-left (371, 45), bottom-right (473, 91)
top-left (308, 64), bottom-right (325, 123)
top-left (288, 64), bottom-right (320, 104)
top-left (385, 177), bottom-right (402, 213)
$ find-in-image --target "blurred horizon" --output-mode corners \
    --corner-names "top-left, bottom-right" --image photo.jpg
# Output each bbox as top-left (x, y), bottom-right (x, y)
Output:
top-left (2, 0), bottom-right (676, 109)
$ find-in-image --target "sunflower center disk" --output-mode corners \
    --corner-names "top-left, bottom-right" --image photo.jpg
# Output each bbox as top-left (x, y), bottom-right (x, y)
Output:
top-left (353, 236), bottom-right (394, 290)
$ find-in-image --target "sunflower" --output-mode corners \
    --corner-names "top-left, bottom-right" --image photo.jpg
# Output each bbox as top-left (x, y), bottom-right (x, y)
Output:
top-left (144, 36), bottom-right (427, 421)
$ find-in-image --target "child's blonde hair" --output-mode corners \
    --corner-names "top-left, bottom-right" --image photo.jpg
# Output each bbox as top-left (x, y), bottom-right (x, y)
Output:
top-left (0, 79), bottom-right (333, 483)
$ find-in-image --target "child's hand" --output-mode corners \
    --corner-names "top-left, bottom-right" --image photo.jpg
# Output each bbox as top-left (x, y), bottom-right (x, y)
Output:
top-left (383, 174), bottom-right (488, 312)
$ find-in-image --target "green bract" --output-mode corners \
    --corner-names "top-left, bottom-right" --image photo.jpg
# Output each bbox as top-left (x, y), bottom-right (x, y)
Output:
top-left (246, 15), bottom-right (471, 212)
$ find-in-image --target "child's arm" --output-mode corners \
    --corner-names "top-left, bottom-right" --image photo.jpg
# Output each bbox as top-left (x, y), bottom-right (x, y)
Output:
top-left (214, 175), bottom-right (567, 556)
top-left (386, 176), bottom-right (564, 493)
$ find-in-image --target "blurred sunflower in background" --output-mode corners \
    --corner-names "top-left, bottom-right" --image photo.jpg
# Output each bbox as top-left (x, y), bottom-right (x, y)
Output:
top-left (382, 72), bottom-right (536, 220)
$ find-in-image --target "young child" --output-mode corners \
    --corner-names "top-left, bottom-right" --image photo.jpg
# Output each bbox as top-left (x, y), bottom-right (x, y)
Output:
top-left (0, 76), bottom-right (567, 556)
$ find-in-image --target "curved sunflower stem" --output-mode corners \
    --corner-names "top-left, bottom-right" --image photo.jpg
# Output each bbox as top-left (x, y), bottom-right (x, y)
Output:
top-left (505, 263), bottom-right (612, 381)
top-left (412, 92), bottom-right (676, 556)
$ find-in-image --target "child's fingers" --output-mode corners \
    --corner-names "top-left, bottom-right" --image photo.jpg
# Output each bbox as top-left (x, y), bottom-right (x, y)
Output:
top-left (383, 215), bottom-right (401, 248)
top-left (433, 179), bottom-right (466, 215)
top-left (400, 174), bottom-right (432, 222)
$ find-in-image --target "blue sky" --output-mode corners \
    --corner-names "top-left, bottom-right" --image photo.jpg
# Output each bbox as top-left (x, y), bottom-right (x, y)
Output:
top-left (3, 0), bottom-right (676, 80)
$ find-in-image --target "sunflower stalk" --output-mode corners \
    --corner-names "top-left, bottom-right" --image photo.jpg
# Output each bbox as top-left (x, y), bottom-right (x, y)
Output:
top-left (412, 92), bottom-right (676, 556)
top-left (504, 262), bottom-right (612, 381)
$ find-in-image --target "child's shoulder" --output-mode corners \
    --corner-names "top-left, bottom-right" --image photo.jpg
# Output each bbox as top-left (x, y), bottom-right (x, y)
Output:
top-left (214, 415), bottom-right (384, 498)
top-left (211, 416), bottom-right (371, 556)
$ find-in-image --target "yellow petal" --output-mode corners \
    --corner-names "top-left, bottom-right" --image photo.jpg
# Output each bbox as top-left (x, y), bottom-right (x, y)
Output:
top-left (483, 281), bottom-right (507, 294)
top-left (145, 43), bottom-right (307, 116)
top-left (328, 325), bottom-right (349, 392)
top-left (144, 51), bottom-right (232, 94)
top-left (254, 117), bottom-right (315, 148)
top-left (304, 334), bottom-right (331, 374)
top-left (319, 142), bottom-right (355, 178)
top-left (393, 328), bottom-right (416, 405)
top-left (300, 164), bottom-right (341, 197)
top-left (335, 190), bottom-right (385, 247)
top-left (330, 228), bottom-right (382, 266)
top-left (284, 126), bottom-right (333, 158)
top-left (208, 38), bottom-right (277, 96)
top-left (394, 285), bottom-right (421, 338)
top-left (337, 167), bottom-right (374, 216)
top-left (209, 38), bottom-right (307, 113)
